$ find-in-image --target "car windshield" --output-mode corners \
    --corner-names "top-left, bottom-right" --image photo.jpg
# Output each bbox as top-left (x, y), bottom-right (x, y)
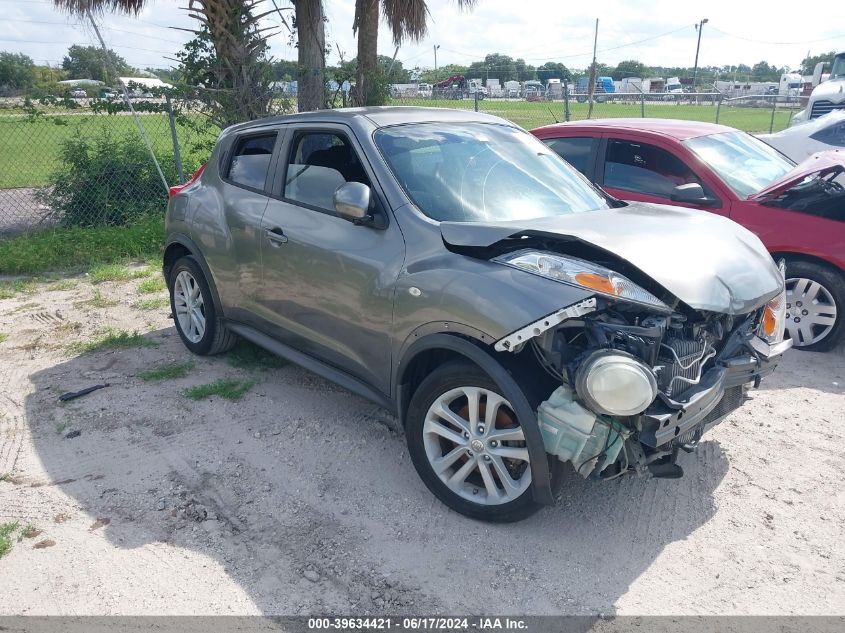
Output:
top-left (831, 55), bottom-right (845, 80)
top-left (374, 122), bottom-right (609, 222)
top-left (683, 131), bottom-right (795, 198)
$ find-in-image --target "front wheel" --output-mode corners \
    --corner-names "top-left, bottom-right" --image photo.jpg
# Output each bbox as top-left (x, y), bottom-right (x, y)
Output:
top-left (784, 260), bottom-right (844, 352)
top-left (406, 362), bottom-right (541, 522)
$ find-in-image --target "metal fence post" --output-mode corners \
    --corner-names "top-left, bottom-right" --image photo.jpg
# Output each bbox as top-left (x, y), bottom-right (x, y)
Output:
top-left (715, 94), bottom-right (721, 124)
top-left (563, 83), bottom-right (571, 122)
top-left (474, 90), bottom-right (479, 112)
top-left (166, 93), bottom-right (185, 184)
top-left (640, 89), bottom-right (645, 118)
top-left (769, 96), bottom-right (777, 133)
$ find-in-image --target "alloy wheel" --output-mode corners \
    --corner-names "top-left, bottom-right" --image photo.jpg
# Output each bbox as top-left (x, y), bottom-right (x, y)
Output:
top-left (173, 270), bottom-right (206, 344)
top-left (422, 386), bottom-right (531, 505)
top-left (785, 277), bottom-right (838, 347)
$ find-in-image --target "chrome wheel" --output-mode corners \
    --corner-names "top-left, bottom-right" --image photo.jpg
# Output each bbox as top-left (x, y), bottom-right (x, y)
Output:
top-left (785, 277), bottom-right (838, 347)
top-left (173, 270), bottom-right (206, 344)
top-left (422, 386), bottom-right (531, 506)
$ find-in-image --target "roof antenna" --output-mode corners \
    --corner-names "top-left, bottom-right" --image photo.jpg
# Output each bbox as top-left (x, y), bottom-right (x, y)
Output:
top-left (547, 106), bottom-right (559, 124)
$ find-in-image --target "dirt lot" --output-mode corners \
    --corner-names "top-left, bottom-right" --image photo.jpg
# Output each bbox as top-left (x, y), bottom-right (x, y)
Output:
top-left (0, 269), bottom-right (843, 616)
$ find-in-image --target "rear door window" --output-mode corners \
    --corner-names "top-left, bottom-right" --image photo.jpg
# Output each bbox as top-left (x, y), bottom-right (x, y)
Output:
top-left (603, 139), bottom-right (703, 198)
top-left (542, 137), bottom-right (596, 176)
top-left (227, 133), bottom-right (277, 191)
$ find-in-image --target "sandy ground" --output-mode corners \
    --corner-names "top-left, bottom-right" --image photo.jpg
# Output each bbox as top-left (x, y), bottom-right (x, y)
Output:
top-left (0, 269), bottom-right (843, 616)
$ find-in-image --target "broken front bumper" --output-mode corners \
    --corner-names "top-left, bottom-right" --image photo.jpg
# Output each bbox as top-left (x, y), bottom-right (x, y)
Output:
top-left (639, 336), bottom-right (792, 448)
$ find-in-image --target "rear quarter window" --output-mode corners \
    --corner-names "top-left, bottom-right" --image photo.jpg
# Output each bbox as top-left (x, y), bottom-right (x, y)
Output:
top-left (226, 133), bottom-right (277, 191)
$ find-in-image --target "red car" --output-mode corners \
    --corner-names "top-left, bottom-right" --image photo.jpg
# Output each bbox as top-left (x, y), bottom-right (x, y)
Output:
top-left (531, 119), bottom-right (845, 351)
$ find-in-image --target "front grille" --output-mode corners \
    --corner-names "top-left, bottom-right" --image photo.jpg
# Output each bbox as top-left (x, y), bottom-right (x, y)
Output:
top-left (810, 100), bottom-right (845, 118)
top-left (656, 336), bottom-right (715, 398)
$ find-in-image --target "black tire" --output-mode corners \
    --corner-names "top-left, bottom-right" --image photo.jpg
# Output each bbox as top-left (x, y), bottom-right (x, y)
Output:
top-left (406, 361), bottom-right (543, 522)
top-left (784, 260), bottom-right (845, 352)
top-left (168, 256), bottom-right (237, 355)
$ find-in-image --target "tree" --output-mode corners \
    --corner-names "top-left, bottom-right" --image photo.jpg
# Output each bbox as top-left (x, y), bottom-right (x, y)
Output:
top-left (0, 52), bottom-right (35, 94)
top-left (352, 0), bottom-right (476, 105)
top-left (800, 51), bottom-right (836, 76)
top-left (417, 63), bottom-right (466, 84)
top-left (174, 22), bottom-right (273, 127)
top-left (61, 44), bottom-right (131, 83)
top-left (536, 62), bottom-right (570, 83)
top-left (467, 53), bottom-right (517, 83)
top-left (612, 59), bottom-right (648, 81)
top-left (751, 61), bottom-right (778, 82)
top-left (52, 0), bottom-right (326, 116)
top-left (292, 0), bottom-right (327, 111)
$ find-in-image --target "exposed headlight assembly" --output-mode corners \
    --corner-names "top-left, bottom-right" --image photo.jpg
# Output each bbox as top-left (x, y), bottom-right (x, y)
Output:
top-left (495, 250), bottom-right (670, 311)
top-left (760, 288), bottom-right (787, 344)
top-left (575, 351), bottom-right (658, 416)
top-left (760, 260), bottom-right (787, 344)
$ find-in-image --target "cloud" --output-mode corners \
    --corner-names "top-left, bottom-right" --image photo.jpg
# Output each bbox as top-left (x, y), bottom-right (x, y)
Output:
top-left (2, 0), bottom-right (843, 75)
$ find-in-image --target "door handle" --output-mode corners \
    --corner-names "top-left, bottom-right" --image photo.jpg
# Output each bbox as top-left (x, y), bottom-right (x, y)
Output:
top-left (265, 227), bottom-right (288, 246)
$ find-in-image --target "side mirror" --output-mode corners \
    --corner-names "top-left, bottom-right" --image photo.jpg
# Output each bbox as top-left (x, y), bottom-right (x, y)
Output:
top-left (670, 183), bottom-right (717, 207)
top-left (813, 61), bottom-right (826, 87)
top-left (333, 182), bottom-right (373, 223)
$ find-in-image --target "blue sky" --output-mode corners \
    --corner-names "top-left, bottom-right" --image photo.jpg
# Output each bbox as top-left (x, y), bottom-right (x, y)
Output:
top-left (1, 0), bottom-right (843, 73)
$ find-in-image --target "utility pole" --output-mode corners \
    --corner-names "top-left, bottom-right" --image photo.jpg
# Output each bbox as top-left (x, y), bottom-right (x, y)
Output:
top-left (433, 44), bottom-right (440, 82)
top-left (692, 18), bottom-right (709, 91)
top-left (587, 18), bottom-right (598, 119)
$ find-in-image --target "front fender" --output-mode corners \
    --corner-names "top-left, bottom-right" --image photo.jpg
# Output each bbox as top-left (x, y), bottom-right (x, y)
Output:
top-left (395, 333), bottom-right (556, 505)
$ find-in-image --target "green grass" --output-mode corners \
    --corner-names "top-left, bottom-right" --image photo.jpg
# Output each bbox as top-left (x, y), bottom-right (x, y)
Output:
top-left (135, 297), bottom-right (170, 310)
top-left (76, 289), bottom-right (118, 309)
top-left (0, 214), bottom-right (163, 275)
top-left (226, 341), bottom-right (287, 371)
top-left (183, 378), bottom-right (255, 402)
top-left (0, 279), bottom-right (35, 299)
top-left (389, 97), bottom-right (797, 134)
top-left (89, 263), bottom-right (151, 283)
top-left (0, 113), bottom-right (218, 189)
top-left (49, 279), bottom-right (78, 291)
top-left (137, 277), bottom-right (166, 294)
top-left (139, 361), bottom-right (194, 381)
top-left (0, 333), bottom-right (8, 344)
top-left (69, 328), bottom-right (156, 355)
top-left (0, 521), bottom-right (20, 558)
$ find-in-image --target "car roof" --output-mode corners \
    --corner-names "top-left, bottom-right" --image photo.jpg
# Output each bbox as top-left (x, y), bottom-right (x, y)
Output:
top-left (225, 106), bottom-right (509, 135)
top-left (532, 118), bottom-right (737, 141)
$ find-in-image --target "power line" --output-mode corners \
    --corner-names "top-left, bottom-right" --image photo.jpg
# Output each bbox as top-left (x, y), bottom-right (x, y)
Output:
top-left (4, 17), bottom-right (189, 45)
top-left (707, 26), bottom-right (844, 46)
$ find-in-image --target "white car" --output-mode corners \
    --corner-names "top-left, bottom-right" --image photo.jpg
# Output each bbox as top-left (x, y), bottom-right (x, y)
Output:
top-left (758, 111), bottom-right (845, 163)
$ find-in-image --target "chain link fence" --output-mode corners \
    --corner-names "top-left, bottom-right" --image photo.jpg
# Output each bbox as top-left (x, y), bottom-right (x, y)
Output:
top-left (0, 89), bottom-right (803, 238)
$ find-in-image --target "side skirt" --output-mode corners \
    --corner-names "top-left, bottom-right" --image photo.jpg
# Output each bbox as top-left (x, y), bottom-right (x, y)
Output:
top-left (225, 321), bottom-right (394, 411)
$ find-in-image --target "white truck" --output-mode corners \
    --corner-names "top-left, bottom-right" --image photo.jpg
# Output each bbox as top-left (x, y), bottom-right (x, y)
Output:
top-left (793, 51), bottom-right (845, 124)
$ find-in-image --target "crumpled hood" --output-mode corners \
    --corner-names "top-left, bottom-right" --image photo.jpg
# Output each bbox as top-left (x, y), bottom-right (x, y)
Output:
top-left (440, 203), bottom-right (784, 314)
top-left (750, 149), bottom-right (845, 201)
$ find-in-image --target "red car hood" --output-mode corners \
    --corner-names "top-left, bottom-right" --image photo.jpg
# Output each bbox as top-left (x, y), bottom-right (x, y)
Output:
top-left (750, 150), bottom-right (845, 201)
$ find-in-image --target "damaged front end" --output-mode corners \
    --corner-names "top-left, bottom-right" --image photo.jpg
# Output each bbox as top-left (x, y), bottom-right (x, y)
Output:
top-left (494, 253), bottom-right (792, 481)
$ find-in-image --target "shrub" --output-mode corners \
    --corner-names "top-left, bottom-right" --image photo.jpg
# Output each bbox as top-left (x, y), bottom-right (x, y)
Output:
top-left (39, 129), bottom-right (180, 227)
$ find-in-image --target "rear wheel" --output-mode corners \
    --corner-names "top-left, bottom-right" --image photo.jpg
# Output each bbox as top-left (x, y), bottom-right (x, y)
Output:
top-left (168, 256), bottom-right (236, 355)
top-left (784, 260), bottom-right (844, 352)
top-left (406, 362), bottom-right (541, 522)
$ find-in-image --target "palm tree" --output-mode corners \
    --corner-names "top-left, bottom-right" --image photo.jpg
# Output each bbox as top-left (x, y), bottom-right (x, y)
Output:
top-left (291, 0), bottom-right (326, 112)
top-left (352, 0), bottom-right (476, 106)
top-left (52, 0), bottom-right (327, 115)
